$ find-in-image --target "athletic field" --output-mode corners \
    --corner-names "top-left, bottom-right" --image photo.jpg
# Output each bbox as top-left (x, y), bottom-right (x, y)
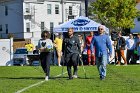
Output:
top-left (0, 65), bottom-right (140, 93)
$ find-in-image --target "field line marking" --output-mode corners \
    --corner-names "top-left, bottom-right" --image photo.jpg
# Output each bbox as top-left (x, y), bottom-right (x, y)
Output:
top-left (15, 81), bottom-right (45, 93)
top-left (15, 71), bottom-right (67, 93)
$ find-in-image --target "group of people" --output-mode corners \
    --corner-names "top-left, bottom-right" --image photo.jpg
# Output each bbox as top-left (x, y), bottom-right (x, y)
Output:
top-left (114, 32), bottom-right (140, 66)
top-left (37, 25), bottom-right (113, 81)
top-left (126, 33), bottom-right (140, 64)
top-left (53, 30), bottom-right (96, 66)
top-left (36, 22), bottom-right (140, 81)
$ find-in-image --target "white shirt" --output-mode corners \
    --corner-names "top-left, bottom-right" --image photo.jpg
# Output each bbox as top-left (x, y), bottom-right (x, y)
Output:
top-left (126, 38), bottom-right (135, 50)
top-left (38, 39), bottom-right (53, 51)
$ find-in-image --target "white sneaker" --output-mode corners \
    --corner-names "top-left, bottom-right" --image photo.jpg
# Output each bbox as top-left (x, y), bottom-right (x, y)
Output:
top-left (123, 64), bottom-right (127, 66)
top-left (45, 76), bottom-right (49, 81)
top-left (116, 64), bottom-right (120, 66)
top-left (73, 75), bottom-right (78, 78)
top-left (58, 64), bottom-right (62, 67)
top-left (136, 60), bottom-right (140, 64)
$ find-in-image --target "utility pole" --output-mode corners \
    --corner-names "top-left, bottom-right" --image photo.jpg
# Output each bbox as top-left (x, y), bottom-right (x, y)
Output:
top-left (85, 0), bottom-right (88, 17)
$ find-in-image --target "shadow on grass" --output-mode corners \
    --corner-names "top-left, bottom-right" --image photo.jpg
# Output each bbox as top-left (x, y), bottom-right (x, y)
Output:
top-left (0, 76), bottom-right (97, 80)
top-left (78, 77), bottom-right (95, 79)
top-left (51, 76), bottom-right (67, 79)
top-left (0, 76), bottom-right (70, 80)
top-left (51, 76), bottom-right (96, 80)
top-left (0, 77), bottom-right (44, 80)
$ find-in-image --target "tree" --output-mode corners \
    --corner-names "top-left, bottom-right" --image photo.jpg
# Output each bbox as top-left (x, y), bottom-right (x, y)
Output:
top-left (89, 0), bottom-right (140, 33)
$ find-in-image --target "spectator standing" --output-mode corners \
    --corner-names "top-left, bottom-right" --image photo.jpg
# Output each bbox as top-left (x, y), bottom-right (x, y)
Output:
top-left (62, 28), bottom-right (81, 80)
top-left (85, 31), bottom-right (95, 65)
top-left (25, 42), bottom-right (34, 53)
top-left (135, 33), bottom-right (140, 63)
top-left (37, 30), bottom-right (53, 81)
top-left (54, 33), bottom-right (63, 66)
top-left (78, 35), bottom-right (84, 52)
top-left (126, 34), bottom-right (135, 64)
top-left (91, 25), bottom-right (112, 80)
top-left (78, 34), bottom-right (84, 66)
top-left (116, 32), bottom-right (127, 66)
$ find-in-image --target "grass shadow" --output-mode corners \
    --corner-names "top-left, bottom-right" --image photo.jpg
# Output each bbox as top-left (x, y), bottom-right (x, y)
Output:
top-left (0, 77), bottom-right (44, 80)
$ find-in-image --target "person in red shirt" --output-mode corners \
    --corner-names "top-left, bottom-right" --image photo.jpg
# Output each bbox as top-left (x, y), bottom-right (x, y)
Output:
top-left (85, 31), bottom-right (95, 65)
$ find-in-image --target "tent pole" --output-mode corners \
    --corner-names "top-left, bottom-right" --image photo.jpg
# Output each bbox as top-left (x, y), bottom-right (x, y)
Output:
top-left (85, 0), bottom-right (88, 17)
top-left (84, 0), bottom-right (89, 41)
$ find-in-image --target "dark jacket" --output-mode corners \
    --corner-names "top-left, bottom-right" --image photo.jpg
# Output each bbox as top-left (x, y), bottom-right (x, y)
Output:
top-left (116, 37), bottom-right (126, 50)
top-left (62, 35), bottom-right (81, 55)
top-left (135, 37), bottom-right (140, 49)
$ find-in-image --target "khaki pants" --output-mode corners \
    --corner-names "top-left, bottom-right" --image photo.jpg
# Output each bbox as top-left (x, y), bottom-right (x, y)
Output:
top-left (116, 49), bottom-right (127, 64)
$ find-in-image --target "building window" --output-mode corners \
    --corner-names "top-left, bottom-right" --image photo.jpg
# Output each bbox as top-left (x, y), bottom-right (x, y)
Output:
top-left (68, 15), bottom-right (74, 20)
top-left (47, 4), bottom-right (52, 14)
top-left (50, 22), bottom-right (54, 32)
top-left (25, 3), bottom-right (30, 13)
top-left (69, 6), bottom-right (72, 15)
top-left (26, 22), bottom-right (30, 32)
top-left (5, 24), bottom-right (8, 34)
top-left (59, 22), bottom-right (62, 25)
top-left (55, 4), bottom-right (59, 14)
top-left (41, 22), bottom-right (45, 32)
top-left (0, 25), bottom-right (2, 31)
top-left (138, 17), bottom-right (140, 21)
top-left (5, 6), bottom-right (8, 16)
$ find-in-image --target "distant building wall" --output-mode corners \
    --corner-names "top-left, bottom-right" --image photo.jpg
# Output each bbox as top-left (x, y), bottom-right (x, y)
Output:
top-left (131, 3), bottom-right (140, 34)
top-left (0, 0), bottom-right (83, 39)
top-left (0, 0), bottom-right (24, 38)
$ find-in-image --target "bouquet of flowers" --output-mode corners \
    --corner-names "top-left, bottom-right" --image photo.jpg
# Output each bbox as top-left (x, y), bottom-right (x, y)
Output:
top-left (46, 45), bottom-right (54, 52)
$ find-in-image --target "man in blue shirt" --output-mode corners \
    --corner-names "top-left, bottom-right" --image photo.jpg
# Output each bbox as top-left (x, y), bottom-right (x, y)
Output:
top-left (91, 25), bottom-right (112, 80)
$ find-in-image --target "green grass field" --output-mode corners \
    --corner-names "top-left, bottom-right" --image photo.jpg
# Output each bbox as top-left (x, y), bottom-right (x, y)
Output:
top-left (0, 65), bottom-right (140, 93)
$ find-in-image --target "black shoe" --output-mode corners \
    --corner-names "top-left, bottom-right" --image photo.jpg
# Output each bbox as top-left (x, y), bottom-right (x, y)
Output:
top-left (68, 77), bottom-right (73, 80)
top-left (100, 76), bottom-right (105, 80)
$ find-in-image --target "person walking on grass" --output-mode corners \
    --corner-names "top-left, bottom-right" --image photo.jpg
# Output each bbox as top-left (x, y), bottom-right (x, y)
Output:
top-left (62, 28), bottom-right (81, 80)
top-left (37, 30), bottom-right (53, 81)
top-left (91, 25), bottom-right (112, 80)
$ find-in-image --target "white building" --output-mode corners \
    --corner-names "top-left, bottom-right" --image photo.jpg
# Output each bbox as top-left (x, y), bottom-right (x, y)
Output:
top-left (0, 0), bottom-right (90, 39)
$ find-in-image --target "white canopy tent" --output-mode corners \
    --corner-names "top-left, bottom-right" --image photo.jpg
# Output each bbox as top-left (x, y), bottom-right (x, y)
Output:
top-left (53, 16), bottom-right (109, 34)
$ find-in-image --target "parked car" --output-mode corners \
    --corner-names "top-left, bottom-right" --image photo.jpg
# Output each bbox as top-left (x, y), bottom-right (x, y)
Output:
top-left (13, 48), bottom-right (29, 66)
